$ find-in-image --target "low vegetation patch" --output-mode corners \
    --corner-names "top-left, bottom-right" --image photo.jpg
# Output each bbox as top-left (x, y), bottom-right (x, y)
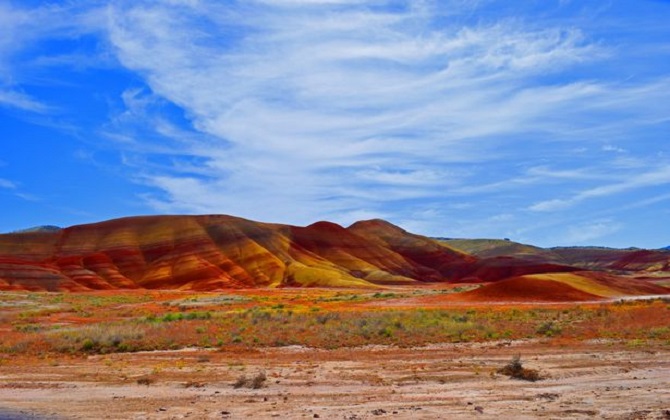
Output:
top-left (145, 311), bottom-right (212, 323)
top-left (536, 321), bottom-right (562, 337)
top-left (50, 324), bottom-right (146, 354)
top-left (2, 291), bottom-right (670, 356)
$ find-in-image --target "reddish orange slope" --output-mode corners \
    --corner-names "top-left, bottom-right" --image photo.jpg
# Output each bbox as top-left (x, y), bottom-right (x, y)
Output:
top-left (0, 215), bottom-right (279, 291)
top-left (348, 219), bottom-right (476, 281)
top-left (453, 270), bottom-right (669, 303)
top-left (0, 214), bottom-right (648, 294)
top-left (453, 277), bottom-right (602, 302)
top-left (0, 215), bottom-right (478, 291)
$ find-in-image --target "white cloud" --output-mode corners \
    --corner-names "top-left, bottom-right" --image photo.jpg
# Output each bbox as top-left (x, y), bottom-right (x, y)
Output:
top-left (354, 168), bottom-right (463, 187)
top-left (0, 178), bottom-right (16, 189)
top-left (602, 144), bottom-right (626, 153)
top-left (526, 166), bottom-right (618, 181)
top-left (563, 219), bottom-right (622, 244)
top-left (0, 90), bottom-right (50, 113)
top-left (0, 2), bottom-right (107, 114)
top-left (14, 192), bottom-right (40, 202)
top-left (530, 165), bottom-right (670, 212)
top-left (529, 198), bottom-right (571, 212)
top-left (101, 0), bottom-right (622, 226)
top-left (3, 0), bottom-right (670, 246)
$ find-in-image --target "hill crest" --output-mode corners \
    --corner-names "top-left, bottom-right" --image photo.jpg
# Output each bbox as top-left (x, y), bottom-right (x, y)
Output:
top-left (0, 215), bottom-right (667, 300)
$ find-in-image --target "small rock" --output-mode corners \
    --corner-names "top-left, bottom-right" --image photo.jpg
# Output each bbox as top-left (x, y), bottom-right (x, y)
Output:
top-left (474, 406), bottom-right (484, 414)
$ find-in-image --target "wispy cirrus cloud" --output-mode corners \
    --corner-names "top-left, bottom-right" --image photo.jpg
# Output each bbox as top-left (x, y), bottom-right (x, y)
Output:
top-left (2, 0), bottom-right (670, 247)
top-left (530, 165), bottom-right (670, 212)
top-left (0, 2), bottom-right (105, 114)
top-left (101, 0), bottom-right (628, 225)
top-left (0, 178), bottom-right (16, 189)
top-left (0, 89), bottom-right (51, 113)
top-left (561, 219), bottom-right (623, 245)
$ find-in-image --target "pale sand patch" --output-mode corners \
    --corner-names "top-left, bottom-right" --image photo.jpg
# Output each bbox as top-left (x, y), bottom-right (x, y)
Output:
top-left (1, 341), bottom-right (669, 419)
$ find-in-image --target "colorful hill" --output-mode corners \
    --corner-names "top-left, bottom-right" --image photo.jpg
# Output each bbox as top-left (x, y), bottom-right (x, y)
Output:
top-left (453, 276), bottom-right (602, 303)
top-left (551, 247), bottom-right (670, 274)
top-left (454, 271), bottom-right (669, 303)
top-left (0, 215), bottom-right (582, 292)
top-left (0, 215), bottom-right (667, 299)
top-left (440, 239), bottom-right (670, 275)
top-left (436, 238), bottom-right (560, 261)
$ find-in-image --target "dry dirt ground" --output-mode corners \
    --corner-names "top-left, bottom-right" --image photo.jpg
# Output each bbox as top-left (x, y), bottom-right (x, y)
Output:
top-left (0, 340), bottom-right (669, 420)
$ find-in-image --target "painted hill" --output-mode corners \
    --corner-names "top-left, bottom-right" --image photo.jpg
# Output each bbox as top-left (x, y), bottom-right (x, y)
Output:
top-left (0, 215), bottom-right (579, 292)
top-left (453, 271), bottom-right (669, 303)
top-left (435, 238), bottom-right (559, 261)
top-left (551, 247), bottom-right (670, 273)
top-left (440, 239), bottom-right (670, 275)
top-left (453, 276), bottom-right (602, 303)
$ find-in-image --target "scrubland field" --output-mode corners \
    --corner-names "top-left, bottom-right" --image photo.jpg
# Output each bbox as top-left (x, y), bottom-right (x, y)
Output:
top-left (1, 287), bottom-right (669, 419)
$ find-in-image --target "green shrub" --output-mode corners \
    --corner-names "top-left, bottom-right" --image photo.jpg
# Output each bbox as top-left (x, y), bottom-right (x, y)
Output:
top-left (536, 321), bottom-right (562, 337)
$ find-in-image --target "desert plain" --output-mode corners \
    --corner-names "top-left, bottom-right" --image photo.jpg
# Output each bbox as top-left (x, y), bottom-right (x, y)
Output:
top-left (1, 287), bottom-right (669, 419)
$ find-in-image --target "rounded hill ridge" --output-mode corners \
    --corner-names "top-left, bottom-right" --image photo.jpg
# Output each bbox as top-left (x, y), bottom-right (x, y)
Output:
top-left (0, 215), bottom-right (667, 299)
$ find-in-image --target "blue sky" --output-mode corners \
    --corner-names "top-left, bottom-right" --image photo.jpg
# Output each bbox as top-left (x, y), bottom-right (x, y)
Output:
top-left (1, 0), bottom-right (670, 248)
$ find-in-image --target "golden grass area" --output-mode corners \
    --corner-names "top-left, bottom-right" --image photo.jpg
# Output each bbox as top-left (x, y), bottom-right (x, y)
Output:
top-left (1, 288), bottom-right (669, 357)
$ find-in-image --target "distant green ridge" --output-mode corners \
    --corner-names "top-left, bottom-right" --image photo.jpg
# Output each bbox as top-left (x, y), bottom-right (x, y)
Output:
top-left (12, 225), bottom-right (62, 234)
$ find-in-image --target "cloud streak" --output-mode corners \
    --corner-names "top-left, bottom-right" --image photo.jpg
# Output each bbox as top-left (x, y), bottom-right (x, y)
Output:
top-left (0, 90), bottom-right (50, 113)
top-left (0, 178), bottom-right (16, 189)
top-left (2, 0), bottom-right (670, 247)
top-left (102, 0), bottom-right (646, 225)
top-left (562, 219), bottom-right (623, 244)
top-left (530, 165), bottom-right (670, 212)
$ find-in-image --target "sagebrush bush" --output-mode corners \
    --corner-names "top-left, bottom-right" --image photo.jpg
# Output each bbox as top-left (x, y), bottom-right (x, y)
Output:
top-left (498, 355), bottom-right (542, 382)
top-left (233, 371), bottom-right (267, 389)
top-left (48, 324), bottom-right (145, 354)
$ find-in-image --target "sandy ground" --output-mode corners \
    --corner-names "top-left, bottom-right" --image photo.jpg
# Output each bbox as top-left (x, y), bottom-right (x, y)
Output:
top-left (0, 341), bottom-right (669, 420)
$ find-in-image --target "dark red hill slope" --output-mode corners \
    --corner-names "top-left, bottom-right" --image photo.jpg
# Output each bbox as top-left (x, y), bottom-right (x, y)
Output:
top-left (0, 215), bottom-right (583, 291)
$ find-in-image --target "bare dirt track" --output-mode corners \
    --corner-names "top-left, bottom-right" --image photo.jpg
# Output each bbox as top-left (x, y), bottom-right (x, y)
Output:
top-left (1, 341), bottom-right (669, 420)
